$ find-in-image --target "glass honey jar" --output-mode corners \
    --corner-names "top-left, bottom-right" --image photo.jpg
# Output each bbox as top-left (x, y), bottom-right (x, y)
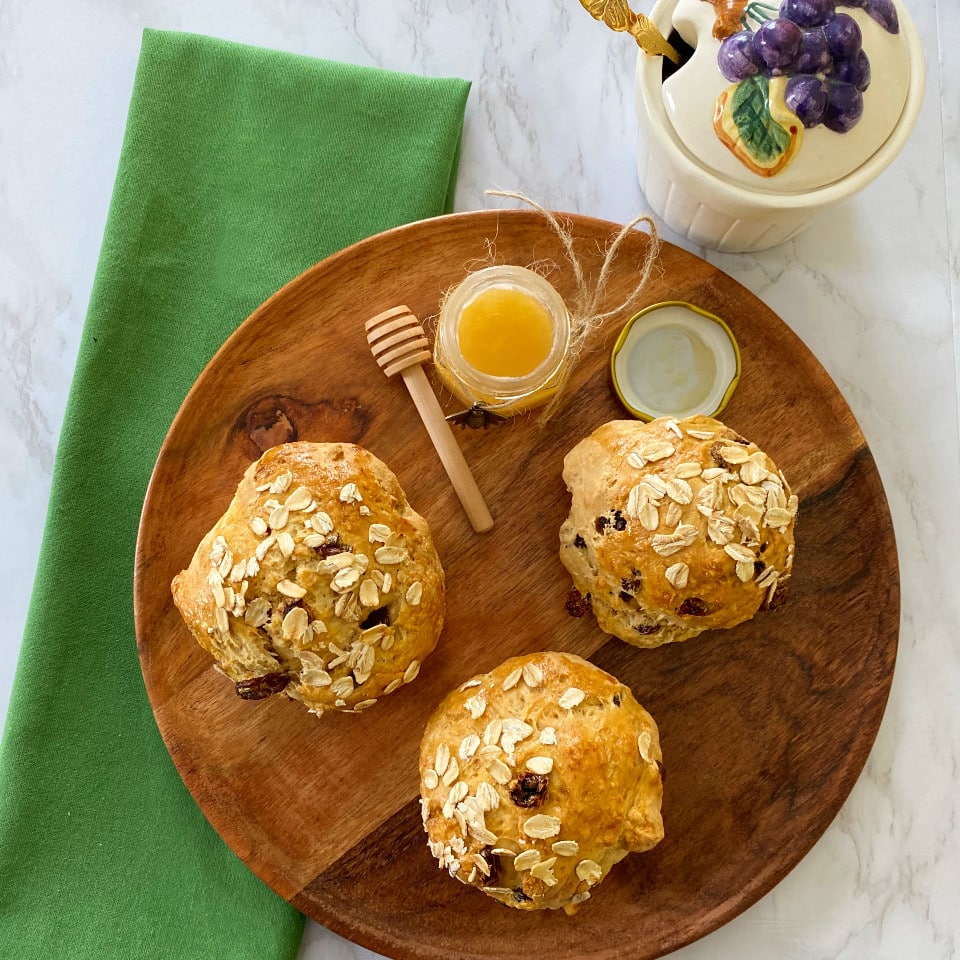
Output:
top-left (433, 265), bottom-right (571, 416)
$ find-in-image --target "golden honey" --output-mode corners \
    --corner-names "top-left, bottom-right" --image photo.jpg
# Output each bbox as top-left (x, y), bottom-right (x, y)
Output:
top-left (457, 287), bottom-right (554, 378)
top-left (434, 266), bottom-right (570, 416)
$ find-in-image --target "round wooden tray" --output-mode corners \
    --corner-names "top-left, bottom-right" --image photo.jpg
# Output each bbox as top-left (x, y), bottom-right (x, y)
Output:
top-left (134, 210), bottom-right (899, 960)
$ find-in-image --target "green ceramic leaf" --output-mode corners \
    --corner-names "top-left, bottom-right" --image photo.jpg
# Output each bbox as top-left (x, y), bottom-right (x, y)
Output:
top-left (730, 75), bottom-right (790, 165)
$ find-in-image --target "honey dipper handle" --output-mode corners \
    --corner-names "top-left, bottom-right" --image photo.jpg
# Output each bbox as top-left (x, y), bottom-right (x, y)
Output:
top-left (399, 365), bottom-right (494, 533)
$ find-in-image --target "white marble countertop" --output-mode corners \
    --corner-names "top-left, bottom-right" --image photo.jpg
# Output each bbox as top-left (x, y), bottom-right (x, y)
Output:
top-left (1, 1), bottom-right (957, 958)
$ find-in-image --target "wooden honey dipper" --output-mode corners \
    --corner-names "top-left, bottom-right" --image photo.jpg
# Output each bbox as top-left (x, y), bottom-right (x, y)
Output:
top-left (365, 305), bottom-right (494, 533)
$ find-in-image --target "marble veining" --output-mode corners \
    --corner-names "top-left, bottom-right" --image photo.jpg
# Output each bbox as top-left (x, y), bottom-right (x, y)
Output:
top-left (0, 1), bottom-right (957, 959)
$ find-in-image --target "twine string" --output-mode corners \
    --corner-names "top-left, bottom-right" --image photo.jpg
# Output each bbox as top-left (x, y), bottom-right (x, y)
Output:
top-left (485, 189), bottom-right (661, 424)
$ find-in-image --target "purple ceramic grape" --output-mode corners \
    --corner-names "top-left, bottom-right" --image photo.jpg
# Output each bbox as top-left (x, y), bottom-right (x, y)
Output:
top-left (754, 18), bottom-right (804, 70)
top-left (834, 48), bottom-right (871, 90)
top-left (864, 0), bottom-right (899, 33)
top-left (823, 13), bottom-right (862, 58)
top-left (785, 74), bottom-right (828, 127)
top-left (779, 0), bottom-right (836, 28)
top-left (795, 28), bottom-right (832, 74)
top-left (837, 0), bottom-right (867, 7)
top-left (718, 31), bottom-right (762, 81)
top-left (823, 79), bottom-right (864, 132)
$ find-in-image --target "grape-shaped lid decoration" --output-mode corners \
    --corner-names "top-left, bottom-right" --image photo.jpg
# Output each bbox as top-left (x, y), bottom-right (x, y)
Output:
top-left (659, 0), bottom-right (914, 190)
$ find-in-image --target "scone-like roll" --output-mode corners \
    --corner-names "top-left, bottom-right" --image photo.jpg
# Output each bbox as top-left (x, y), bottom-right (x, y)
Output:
top-left (419, 652), bottom-right (663, 913)
top-left (171, 442), bottom-right (444, 715)
top-left (560, 415), bottom-right (796, 648)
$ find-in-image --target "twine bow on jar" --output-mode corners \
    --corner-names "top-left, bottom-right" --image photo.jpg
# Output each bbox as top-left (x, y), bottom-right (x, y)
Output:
top-left (476, 190), bottom-right (662, 425)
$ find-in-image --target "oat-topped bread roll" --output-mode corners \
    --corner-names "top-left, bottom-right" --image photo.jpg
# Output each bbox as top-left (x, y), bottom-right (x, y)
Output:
top-left (171, 442), bottom-right (444, 715)
top-left (560, 415), bottom-right (796, 648)
top-left (419, 651), bottom-right (663, 913)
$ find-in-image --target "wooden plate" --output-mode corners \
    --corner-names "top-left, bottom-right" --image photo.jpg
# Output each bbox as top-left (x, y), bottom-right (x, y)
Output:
top-left (134, 210), bottom-right (898, 960)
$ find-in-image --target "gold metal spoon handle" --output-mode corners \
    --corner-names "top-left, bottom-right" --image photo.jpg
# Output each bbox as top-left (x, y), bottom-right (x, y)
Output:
top-left (578, 0), bottom-right (680, 63)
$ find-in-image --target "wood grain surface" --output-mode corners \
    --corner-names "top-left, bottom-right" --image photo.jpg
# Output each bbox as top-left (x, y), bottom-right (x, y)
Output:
top-left (134, 210), bottom-right (899, 960)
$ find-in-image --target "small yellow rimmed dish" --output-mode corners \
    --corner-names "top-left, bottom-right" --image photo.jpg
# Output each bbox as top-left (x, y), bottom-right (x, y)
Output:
top-left (610, 300), bottom-right (741, 421)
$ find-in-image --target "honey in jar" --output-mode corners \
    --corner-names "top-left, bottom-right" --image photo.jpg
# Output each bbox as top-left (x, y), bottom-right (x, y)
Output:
top-left (434, 266), bottom-right (570, 415)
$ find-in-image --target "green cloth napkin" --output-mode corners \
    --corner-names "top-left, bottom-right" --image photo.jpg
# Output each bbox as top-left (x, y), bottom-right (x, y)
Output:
top-left (0, 29), bottom-right (469, 959)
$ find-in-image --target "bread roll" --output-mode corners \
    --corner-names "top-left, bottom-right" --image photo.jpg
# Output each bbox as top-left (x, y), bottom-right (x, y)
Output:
top-left (560, 415), bottom-right (796, 647)
top-left (171, 441), bottom-right (444, 715)
top-left (419, 651), bottom-right (663, 912)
